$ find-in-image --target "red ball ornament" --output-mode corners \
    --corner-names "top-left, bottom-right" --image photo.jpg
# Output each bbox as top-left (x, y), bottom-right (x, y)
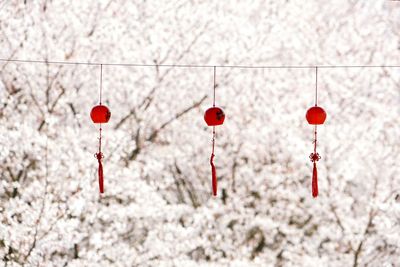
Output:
top-left (204, 107), bottom-right (225, 126)
top-left (306, 106), bottom-right (326, 125)
top-left (90, 105), bottom-right (111, 124)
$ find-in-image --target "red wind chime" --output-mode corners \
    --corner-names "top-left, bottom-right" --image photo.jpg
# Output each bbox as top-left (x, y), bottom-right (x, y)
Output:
top-left (204, 67), bottom-right (225, 196)
top-left (305, 67), bottom-right (326, 198)
top-left (90, 64), bottom-right (111, 194)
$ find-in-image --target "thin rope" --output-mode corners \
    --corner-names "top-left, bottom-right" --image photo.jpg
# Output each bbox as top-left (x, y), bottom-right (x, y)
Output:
top-left (315, 66), bottom-right (318, 106)
top-left (213, 66), bottom-right (216, 107)
top-left (313, 125), bottom-right (317, 154)
top-left (212, 126), bottom-right (215, 154)
top-left (98, 64), bottom-right (103, 155)
top-left (314, 67), bottom-right (318, 153)
top-left (99, 64), bottom-right (103, 104)
top-left (98, 126), bottom-right (102, 154)
top-left (1, 58), bottom-right (400, 69)
top-left (211, 67), bottom-right (216, 155)
top-left (211, 67), bottom-right (216, 154)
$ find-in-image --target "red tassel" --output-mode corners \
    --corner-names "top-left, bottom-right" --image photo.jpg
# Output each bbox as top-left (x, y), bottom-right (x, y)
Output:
top-left (96, 153), bottom-right (104, 194)
top-left (210, 153), bottom-right (217, 196)
top-left (312, 162), bottom-right (318, 198)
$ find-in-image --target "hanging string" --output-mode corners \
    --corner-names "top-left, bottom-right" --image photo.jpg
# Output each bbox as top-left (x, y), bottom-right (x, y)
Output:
top-left (313, 126), bottom-right (317, 154)
top-left (98, 64), bottom-right (103, 156)
top-left (99, 64), bottom-right (103, 105)
top-left (212, 67), bottom-right (217, 150)
top-left (213, 66), bottom-right (216, 107)
top-left (315, 66), bottom-right (318, 106)
top-left (314, 66), bottom-right (318, 155)
top-left (212, 67), bottom-right (217, 152)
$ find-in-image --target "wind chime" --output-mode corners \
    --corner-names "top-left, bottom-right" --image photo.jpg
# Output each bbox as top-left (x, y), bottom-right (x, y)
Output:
top-left (90, 64), bottom-right (111, 194)
top-left (305, 67), bottom-right (327, 198)
top-left (204, 67), bottom-right (225, 196)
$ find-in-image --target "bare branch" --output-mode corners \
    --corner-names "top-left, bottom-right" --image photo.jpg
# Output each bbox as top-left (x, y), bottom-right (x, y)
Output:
top-left (146, 95), bottom-right (207, 143)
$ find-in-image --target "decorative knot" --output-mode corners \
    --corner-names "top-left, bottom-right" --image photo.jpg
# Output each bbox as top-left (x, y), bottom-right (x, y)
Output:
top-left (309, 152), bottom-right (321, 162)
top-left (95, 152), bottom-right (104, 160)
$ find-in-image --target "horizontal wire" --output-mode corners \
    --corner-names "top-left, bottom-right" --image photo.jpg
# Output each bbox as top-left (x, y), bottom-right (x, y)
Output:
top-left (1, 58), bottom-right (400, 69)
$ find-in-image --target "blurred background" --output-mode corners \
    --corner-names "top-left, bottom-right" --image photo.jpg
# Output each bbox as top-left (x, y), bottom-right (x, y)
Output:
top-left (0, 1), bottom-right (399, 266)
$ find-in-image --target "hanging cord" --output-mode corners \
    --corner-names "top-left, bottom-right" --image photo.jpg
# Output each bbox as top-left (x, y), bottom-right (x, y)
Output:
top-left (213, 66), bottom-right (216, 107)
top-left (95, 64), bottom-right (104, 193)
top-left (210, 66), bottom-right (217, 196)
top-left (315, 66), bottom-right (318, 106)
top-left (313, 66), bottom-right (318, 155)
top-left (99, 64), bottom-right (103, 105)
top-left (313, 125), bottom-right (317, 155)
